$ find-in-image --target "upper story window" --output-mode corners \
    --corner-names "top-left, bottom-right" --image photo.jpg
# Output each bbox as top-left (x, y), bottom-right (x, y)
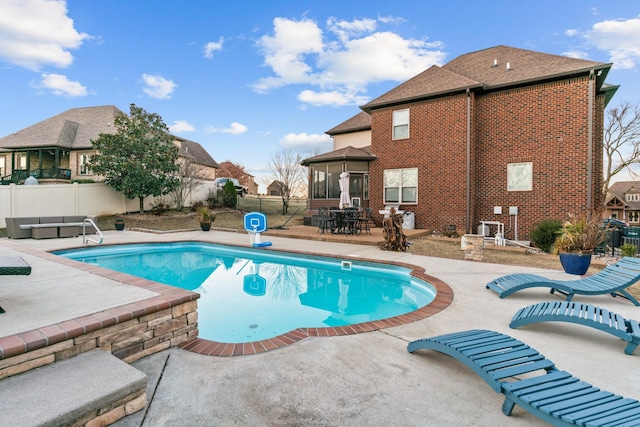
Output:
top-left (384, 168), bottom-right (417, 204)
top-left (507, 162), bottom-right (532, 191)
top-left (392, 108), bottom-right (409, 140)
top-left (0, 157), bottom-right (4, 177)
top-left (626, 193), bottom-right (639, 202)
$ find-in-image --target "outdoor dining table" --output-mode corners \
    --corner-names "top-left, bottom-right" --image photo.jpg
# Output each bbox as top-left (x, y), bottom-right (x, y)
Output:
top-left (329, 209), bottom-right (360, 235)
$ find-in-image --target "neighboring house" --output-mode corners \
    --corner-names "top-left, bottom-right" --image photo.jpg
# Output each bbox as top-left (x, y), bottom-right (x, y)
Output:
top-left (267, 180), bottom-right (288, 196)
top-left (605, 181), bottom-right (640, 225)
top-left (0, 105), bottom-right (218, 184)
top-left (303, 45), bottom-right (617, 239)
top-left (216, 161), bottom-right (258, 194)
top-left (173, 136), bottom-right (219, 181)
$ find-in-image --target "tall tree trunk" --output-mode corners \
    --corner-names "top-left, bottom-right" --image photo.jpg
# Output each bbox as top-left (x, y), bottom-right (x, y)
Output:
top-left (139, 197), bottom-right (144, 213)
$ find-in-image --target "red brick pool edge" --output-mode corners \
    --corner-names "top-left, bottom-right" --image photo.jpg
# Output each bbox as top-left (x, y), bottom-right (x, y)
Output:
top-left (179, 265), bottom-right (454, 357)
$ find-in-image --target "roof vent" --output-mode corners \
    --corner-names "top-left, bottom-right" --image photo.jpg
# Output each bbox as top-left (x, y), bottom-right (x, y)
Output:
top-left (506, 62), bottom-right (511, 71)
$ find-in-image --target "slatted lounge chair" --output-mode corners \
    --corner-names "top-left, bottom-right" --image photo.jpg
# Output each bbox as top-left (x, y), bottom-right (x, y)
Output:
top-left (486, 257), bottom-right (640, 306)
top-left (0, 256), bottom-right (32, 314)
top-left (510, 301), bottom-right (640, 355)
top-left (408, 329), bottom-right (640, 426)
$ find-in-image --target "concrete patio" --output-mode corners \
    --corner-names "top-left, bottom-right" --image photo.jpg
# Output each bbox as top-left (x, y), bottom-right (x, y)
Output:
top-left (0, 228), bottom-right (638, 426)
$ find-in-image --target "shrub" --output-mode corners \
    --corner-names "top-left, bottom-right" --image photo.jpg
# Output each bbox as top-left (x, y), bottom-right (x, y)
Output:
top-left (222, 180), bottom-right (238, 208)
top-left (620, 243), bottom-right (638, 257)
top-left (530, 219), bottom-right (562, 253)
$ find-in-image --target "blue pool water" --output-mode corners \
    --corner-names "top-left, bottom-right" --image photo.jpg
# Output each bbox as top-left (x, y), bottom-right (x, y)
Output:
top-left (54, 242), bottom-right (436, 343)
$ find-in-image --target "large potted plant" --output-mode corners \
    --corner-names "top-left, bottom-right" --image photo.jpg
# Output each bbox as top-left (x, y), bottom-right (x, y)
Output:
top-left (553, 213), bottom-right (606, 275)
top-left (199, 208), bottom-right (213, 231)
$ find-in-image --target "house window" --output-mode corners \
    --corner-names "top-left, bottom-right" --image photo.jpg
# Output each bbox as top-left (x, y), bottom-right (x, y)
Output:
top-left (16, 153), bottom-right (27, 170)
top-left (626, 194), bottom-right (639, 202)
top-left (392, 109), bottom-right (409, 140)
top-left (312, 163), bottom-right (342, 199)
top-left (79, 154), bottom-right (92, 175)
top-left (384, 168), bottom-right (417, 204)
top-left (507, 162), bottom-right (532, 191)
top-left (0, 157), bottom-right (4, 177)
top-left (363, 174), bottom-right (369, 200)
top-left (630, 211), bottom-right (640, 223)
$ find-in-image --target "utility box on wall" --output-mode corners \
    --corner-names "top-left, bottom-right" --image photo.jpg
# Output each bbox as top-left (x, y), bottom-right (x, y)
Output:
top-left (509, 206), bottom-right (518, 215)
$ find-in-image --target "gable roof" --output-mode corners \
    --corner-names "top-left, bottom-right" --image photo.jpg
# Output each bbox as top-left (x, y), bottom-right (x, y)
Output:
top-left (361, 45), bottom-right (614, 111)
top-left (301, 145), bottom-right (376, 166)
top-left (326, 111), bottom-right (371, 135)
top-left (606, 181), bottom-right (640, 210)
top-left (0, 105), bottom-right (124, 150)
top-left (217, 161), bottom-right (253, 178)
top-left (174, 136), bottom-right (219, 168)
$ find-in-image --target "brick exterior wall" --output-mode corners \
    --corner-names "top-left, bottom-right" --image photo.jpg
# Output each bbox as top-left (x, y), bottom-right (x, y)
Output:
top-left (369, 76), bottom-right (605, 240)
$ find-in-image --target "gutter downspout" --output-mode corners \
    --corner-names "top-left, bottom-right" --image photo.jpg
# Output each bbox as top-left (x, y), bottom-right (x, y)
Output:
top-left (587, 70), bottom-right (594, 217)
top-left (466, 88), bottom-right (471, 234)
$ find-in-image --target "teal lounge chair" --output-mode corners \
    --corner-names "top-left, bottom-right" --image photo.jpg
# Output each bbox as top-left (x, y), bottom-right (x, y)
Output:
top-left (510, 301), bottom-right (640, 355)
top-left (0, 256), bottom-right (32, 314)
top-left (486, 257), bottom-right (640, 306)
top-left (408, 329), bottom-right (640, 426)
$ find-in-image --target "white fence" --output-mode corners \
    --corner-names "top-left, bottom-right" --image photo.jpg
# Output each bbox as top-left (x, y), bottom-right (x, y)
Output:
top-left (0, 181), bottom-right (216, 228)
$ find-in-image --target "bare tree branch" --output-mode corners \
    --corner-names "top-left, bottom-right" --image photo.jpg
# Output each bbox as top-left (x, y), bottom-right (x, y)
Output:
top-left (268, 149), bottom-right (307, 214)
top-left (603, 101), bottom-right (640, 202)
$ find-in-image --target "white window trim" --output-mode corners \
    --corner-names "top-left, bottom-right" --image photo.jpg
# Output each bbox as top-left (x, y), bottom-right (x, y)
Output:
top-left (392, 108), bottom-right (410, 140)
top-left (383, 167), bottom-right (418, 204)
top-left (507, 162), bottom-right (532, 191)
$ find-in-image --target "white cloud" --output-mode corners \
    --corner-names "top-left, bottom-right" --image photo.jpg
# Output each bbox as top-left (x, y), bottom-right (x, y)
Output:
top-left (0, 0), bottom-right (88, 70)
top-left (204, 37), bottom-right (224, 59)
top-left (581, 16), bottom-right (640, 69)
top-left (141, 74), bottom-right (176, 99)
top-left (280, 132), bottom-right (332, 147)
top-left (252, 16), bottom-right (446, 106)
top-left (297, 89), bottom-right (369, 107)
top-left (565, 29), bottom-right (578, 37)
top-left (562, 50), bottom-right (590, 60)
top-left (207, 122), bottom-right (248, 135)
top-left (32, 73), bottom-right (87, 97)
top-left (170, 120), bottom-right (195, 133)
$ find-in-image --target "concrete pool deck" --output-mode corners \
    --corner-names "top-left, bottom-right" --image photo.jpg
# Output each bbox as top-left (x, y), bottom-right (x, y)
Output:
top-left (1, 229), bottom-right (639, 426)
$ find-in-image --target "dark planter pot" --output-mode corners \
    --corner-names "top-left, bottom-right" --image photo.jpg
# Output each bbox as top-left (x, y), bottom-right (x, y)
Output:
top-left (559, 252), bottom-right (592, 275)
top-left (200, 222), bottom-right (211, 231)
top-left (114, 222), bottom-right (125, 231)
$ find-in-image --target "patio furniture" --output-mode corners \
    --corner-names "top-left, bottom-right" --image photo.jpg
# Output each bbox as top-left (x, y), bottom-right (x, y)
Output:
top-left (0, 255), bottom-right (32, 313)
top-left (317, 207), bottom-right (335, 234)
top-left (359, 207), bottom-right (374, 235)
top-left (408, 329), bottom-right (640, 426)
top-left (485, 257), bottom-right (640, 306)
top-left (510, 301), bottom-right (640, 355)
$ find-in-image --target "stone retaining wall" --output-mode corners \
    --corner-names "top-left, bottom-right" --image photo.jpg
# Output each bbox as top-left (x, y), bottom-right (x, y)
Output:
top-left (0, 299), bottom-right (198, 380)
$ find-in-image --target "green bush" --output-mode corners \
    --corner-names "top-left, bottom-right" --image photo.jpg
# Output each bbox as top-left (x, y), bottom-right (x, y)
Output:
top-left (222, 180), bottom-right (238, 208)
top-left (620, 243), bottom-right (638, 257)
top-left (530, 219), bottom-right (563, 253)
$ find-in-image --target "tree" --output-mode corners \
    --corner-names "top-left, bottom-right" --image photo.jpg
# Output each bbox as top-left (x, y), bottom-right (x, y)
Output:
top-left (268, 149), bottom-right (306, 214)
top-left (602, 101), bottom-right (640, 202)
top-left (90, 104), bottom-right (180, 212)
top-left (170, 157), bottom-right (206, 210)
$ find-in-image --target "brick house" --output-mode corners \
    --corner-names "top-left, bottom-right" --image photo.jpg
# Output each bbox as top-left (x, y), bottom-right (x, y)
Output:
top-left (0, 105), bottom-right (219, 184)
top-left (303, 45), bottom-right (617, 240)
top-left (216, 161), bottom-right (258, 194)
top-left (605, 181), bottom-right (640, 225)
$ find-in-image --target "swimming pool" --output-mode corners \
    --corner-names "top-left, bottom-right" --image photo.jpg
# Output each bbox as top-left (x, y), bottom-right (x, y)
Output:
top-left (55, 242), bottom-right (436, 343)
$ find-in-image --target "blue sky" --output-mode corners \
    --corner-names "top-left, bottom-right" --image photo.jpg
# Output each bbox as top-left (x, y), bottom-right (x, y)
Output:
top-left (1, 1), bottom-right (640, 190)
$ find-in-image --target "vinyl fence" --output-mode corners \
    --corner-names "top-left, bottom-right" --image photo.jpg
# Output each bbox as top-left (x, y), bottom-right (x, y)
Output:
top-left (0, 181), bottom-right (216, 228)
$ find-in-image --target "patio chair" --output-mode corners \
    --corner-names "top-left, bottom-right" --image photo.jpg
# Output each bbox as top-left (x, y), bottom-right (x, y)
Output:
top-left (408, 329), bottom-right (640, 426)
top-left (359, 207), bottom-right (374, 235)
top-left (485, 257), bottom-right (640, 306)
top-left (316, 207), bottom-right (335, 234)
top-left (510, 301), bottom-right (640, 355)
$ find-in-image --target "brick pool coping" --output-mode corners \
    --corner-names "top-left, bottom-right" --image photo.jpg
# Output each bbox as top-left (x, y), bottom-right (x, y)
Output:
top-left (0, 241), bottom-right (453, 360)
top-left (178, 252), bottom-right (454, 357)
top-left (0, 244), bottom-right (199, 361)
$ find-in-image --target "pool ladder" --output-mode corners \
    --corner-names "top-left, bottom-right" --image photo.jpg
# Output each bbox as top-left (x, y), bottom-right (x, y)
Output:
top-left (82, 218), bottom-right (103, 245)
